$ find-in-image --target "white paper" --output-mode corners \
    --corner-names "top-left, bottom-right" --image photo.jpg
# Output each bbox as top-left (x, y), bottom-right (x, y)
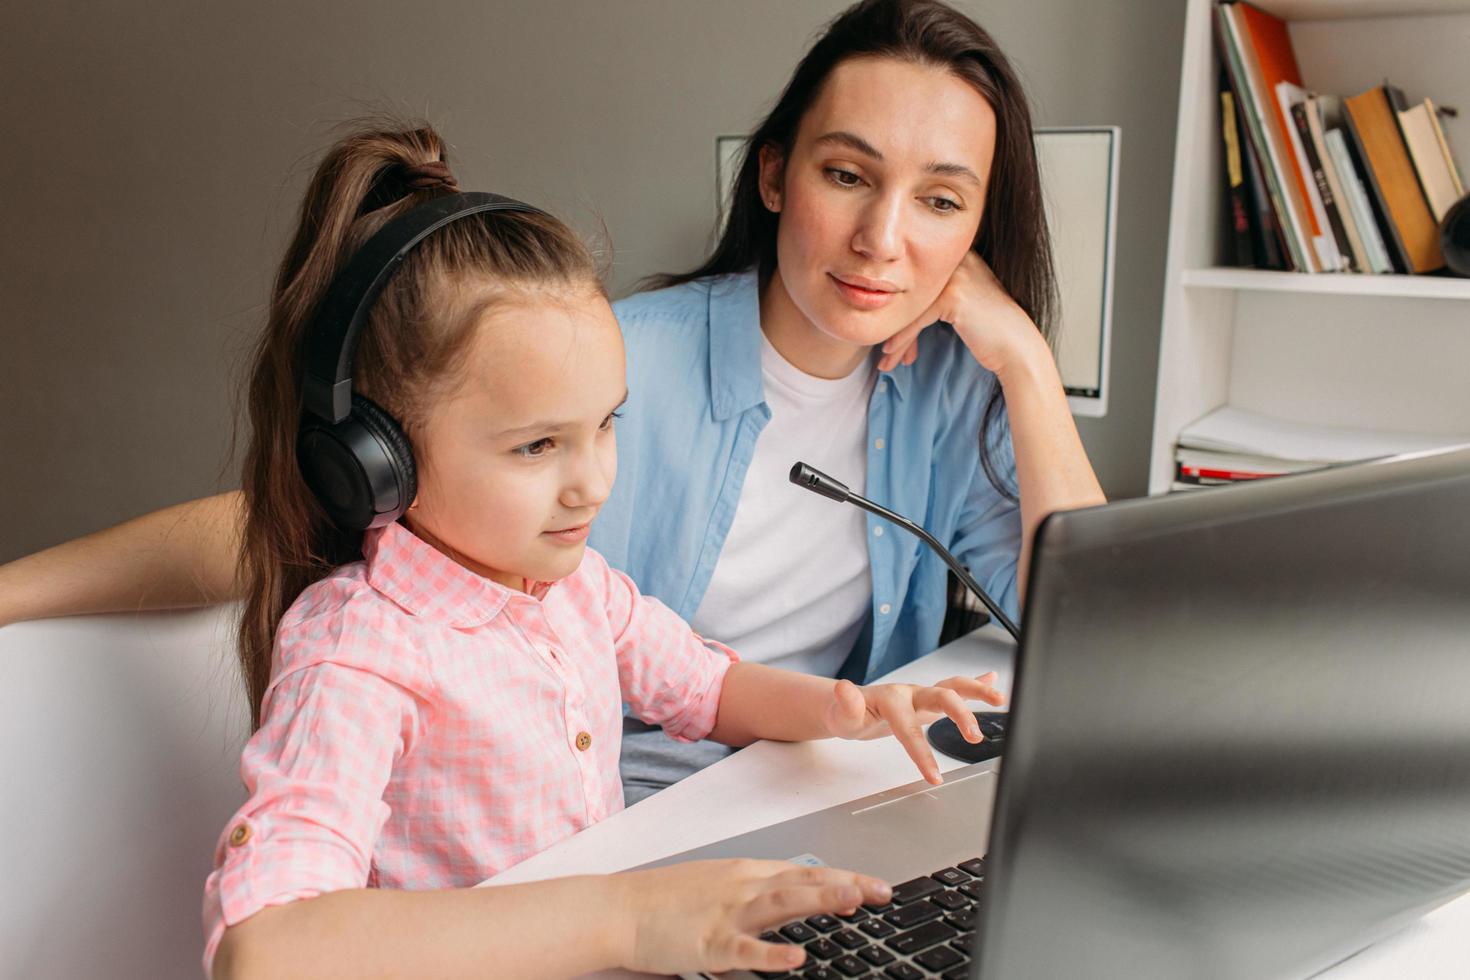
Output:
top-left (1179, 406), bottom-right (1470, 464)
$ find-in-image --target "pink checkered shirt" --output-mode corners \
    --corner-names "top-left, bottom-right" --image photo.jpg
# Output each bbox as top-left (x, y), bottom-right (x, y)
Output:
top-left (201, 520), bottom-right (736, 973)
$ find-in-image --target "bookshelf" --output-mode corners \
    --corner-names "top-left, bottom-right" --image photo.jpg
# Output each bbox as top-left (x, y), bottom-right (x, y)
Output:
top-left (1149, 0), bottom-right (1470, 494)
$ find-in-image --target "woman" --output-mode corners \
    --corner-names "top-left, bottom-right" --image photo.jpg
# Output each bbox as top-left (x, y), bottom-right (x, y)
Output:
top-left (0, 0), bottom-right (1103, 803)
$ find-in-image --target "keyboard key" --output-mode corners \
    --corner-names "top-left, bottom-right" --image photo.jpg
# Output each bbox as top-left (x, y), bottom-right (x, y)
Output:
top-left (760, 930), bottom-right (786, 944)
top-left (890, 875), bottom-right (944, 904)
top-left (933, 867), bottom-right (969, 886)
top-left (886, 919), bottom-right (958, 955)
top-left (806, 914), bottom-right (843, 933)
top-left (884, 964), bottom-right (924, 980)
top-left (799, 968), bottom-right (838, 980)
top-left (944, 910), bottom-right (977, 931)
top-left (830, 954), bottom-right (869, 977)
top-left (805, 938), bottom-right (841, 960)
top-left (958, 857), bottom-right (987, 877)
top-left (836, 907), bottom-right (870, 923)
top-left (754, 970), bottom-right (796, 979)
top-left (780, 922), bottom-right (819, 943)
top-left (884, 899), bottom-right (943, 929)
top-left (958, 880), bottom-right (984, 902)
top-left (914, 944), bottom-right (965, 972)
top-left (950, 936), bottom-right (975, 954)
top-left (858, 944), bottom-right (897, 966)
top-left (931, 889), bottom-right (968, 911)
top-left (831, 928), bottom-right (868, 950)
top-left (862, 900), bottom-right (896, 915)
top-left (858, 917), bottom-right (897, 938)
top-left (943, 968), bottom-right (972, 980)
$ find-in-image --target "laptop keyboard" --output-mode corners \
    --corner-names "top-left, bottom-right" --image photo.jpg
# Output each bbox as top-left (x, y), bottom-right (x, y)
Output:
top-left (753, 857), bottom-right (986, 980)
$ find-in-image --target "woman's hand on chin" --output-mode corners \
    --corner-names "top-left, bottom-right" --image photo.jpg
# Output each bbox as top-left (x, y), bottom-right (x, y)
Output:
top-left (877, 250), bottom-right (1047, 380)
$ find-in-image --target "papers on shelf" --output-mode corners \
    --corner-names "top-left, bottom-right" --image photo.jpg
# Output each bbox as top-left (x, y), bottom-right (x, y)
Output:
top-left (1172, 406), bottom-right (1470, 491)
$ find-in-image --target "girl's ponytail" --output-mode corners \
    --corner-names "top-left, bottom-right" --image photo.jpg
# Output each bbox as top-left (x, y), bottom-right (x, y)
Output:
top-left (236, 123), bottom-right (599, 727)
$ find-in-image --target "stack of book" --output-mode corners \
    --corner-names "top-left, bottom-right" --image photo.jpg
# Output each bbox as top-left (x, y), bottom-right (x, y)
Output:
top-left (1215, 0), bottom-right (1465, 275)
top-left (1172, 406), bottom-right (1470, 492)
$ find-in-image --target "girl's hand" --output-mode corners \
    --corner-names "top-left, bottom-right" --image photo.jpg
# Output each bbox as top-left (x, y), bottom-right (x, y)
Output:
top-left (613, 859), bottom-right (892, 976)
top-left (822, 672), bottom-right (1007, 785)
top-left (877, 250), bottom-right (1045, 378)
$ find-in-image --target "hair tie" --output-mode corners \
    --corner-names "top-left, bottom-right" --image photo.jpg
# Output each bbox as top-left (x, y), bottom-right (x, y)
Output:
top-left (398, 160), bottom-right (459, 192)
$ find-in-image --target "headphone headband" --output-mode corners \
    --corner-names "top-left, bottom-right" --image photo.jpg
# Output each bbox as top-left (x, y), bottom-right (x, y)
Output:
top-left (302, 191), bottom-right (547, 423)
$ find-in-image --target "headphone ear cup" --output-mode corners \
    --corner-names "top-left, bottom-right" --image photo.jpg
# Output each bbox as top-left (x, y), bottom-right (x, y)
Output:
top-left (297, 394), bottom-right (417, 530)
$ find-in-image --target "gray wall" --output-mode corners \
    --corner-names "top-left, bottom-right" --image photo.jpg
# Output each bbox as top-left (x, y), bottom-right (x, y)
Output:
top-left (0, 0), bottom-right (1184, 564)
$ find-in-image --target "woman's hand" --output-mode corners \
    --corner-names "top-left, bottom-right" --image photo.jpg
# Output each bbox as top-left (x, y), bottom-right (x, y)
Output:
top-left (877, 250), bottom-right (1045, 378)
top-left (612, 859), bottom-right (892, 976)
top-left (822, 672), bottom-right (1007, 785)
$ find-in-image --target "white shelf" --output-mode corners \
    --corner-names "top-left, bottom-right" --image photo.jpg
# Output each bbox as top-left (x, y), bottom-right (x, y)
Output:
top-left (1147, 0), bottom-right (1470, 496)
top-left (1181, 268), bottom-right (1470, 299)
top-left (1263, 0), bottom-right (1470, 21)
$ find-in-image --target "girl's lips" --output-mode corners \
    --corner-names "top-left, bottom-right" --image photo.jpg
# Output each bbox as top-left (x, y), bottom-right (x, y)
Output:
top-left (829, 273), bottom-right (899, 310)
top-left (543, 524), bottom-right (590, 544)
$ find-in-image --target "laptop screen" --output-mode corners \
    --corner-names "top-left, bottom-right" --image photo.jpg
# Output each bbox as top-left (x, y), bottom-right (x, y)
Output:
top-left (976, 448), bottom-right (1470, 978)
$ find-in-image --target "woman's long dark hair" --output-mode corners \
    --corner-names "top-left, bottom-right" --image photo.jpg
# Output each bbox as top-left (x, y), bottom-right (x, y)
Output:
top-left (648, 0), bottom-right (1057, 504)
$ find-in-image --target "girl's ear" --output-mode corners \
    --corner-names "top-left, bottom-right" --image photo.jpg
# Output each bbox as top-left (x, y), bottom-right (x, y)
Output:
top-left (757, 143), bottom-right (785, 213)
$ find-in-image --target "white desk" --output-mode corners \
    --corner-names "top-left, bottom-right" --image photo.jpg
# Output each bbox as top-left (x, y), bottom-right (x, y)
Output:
top-left (486, 626), bottom-right (1470, 979)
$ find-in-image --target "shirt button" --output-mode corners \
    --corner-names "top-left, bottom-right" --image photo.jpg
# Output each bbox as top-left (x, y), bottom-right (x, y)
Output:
top-left (873, 526), bottom-right (884, 537)
top-left (879, 603), bottom-right (892, 615)
top-left (228, 824), bottom-right (252, 847)
top-left (874, 438), bottom-right (885, 450)
top-left (575, 731), bottom-right (592, 751)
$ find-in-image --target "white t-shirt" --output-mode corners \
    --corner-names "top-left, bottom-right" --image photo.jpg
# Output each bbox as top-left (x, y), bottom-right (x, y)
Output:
top-left (689, 333), bottom-right (877, 676)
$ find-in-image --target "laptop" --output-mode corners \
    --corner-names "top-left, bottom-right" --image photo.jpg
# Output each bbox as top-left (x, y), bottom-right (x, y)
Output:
top-left (643, 446), bottom-right (1470, 979)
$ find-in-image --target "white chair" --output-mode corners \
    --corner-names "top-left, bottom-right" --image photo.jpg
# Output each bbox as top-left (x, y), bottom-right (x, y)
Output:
top-left (1, 606), bottom-right (249, 980)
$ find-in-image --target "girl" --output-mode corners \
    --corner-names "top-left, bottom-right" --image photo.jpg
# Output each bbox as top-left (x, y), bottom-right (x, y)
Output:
top-left (0, 0), bottom-right (1104, 801)
top-left (204, 124), bottom-right (1003, 980)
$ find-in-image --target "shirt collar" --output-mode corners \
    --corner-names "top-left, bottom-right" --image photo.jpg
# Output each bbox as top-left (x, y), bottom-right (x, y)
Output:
top-left (706, 268), bottom-right (913, 413)
top-left (363, 520), bottom-right (527, 628)
top-left (707, 270), bottom-right (767, 421)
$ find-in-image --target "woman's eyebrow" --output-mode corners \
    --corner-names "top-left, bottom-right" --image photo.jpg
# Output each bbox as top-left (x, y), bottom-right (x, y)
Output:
top-left (816, 131), bottom-right (980, 185)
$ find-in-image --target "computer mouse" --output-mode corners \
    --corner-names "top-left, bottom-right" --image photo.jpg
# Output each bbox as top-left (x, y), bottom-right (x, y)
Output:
top-left (927, 711), bottom-right (1008, 764)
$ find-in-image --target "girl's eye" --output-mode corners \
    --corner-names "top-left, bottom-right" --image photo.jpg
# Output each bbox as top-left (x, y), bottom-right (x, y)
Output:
top-left (599, 410), bottom-right (623, 432)
top-left (825, 167), bottom-right (863, 188)
top-left (515, 438), bottom-right (554, 458)
top-left (927, 196), bottom-right (962, 214)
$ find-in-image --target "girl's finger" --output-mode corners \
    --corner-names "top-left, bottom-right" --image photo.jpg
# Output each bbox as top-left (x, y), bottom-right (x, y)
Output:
top-left (923, 687), bottom-right (982, 743)
top-left (726, 933), bottom-right (806, 974)
top-left (881, 699), bottom-right (943, 785)
top-left (934, 673), bottom-right (1008, 706)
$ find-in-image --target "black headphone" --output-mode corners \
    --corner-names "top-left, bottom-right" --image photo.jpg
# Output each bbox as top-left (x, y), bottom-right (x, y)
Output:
top-left (297, 191), bottom-right (548, 530)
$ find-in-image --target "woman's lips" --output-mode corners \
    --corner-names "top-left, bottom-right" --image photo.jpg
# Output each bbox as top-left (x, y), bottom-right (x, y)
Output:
top-left (543, 524), bottom-right (591, 544)
top-left (829, 273), bottom-right (899, 310)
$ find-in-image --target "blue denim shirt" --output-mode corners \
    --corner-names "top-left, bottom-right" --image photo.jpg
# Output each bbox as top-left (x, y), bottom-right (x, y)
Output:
top-left (593, 270), bottom-right (1021, 683)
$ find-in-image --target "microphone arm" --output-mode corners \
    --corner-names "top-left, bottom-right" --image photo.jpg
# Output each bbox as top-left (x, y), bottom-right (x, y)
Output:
top-left (789, 461), bottom-right (1021, 642)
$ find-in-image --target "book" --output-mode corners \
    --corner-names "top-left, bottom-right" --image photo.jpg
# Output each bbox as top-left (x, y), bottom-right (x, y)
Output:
top-left (1219, 76), bottom-right (1285, 268)
top-left (1426, 98), bottom-right (1465, 199)
top-left (1343, 84), bottom-right (1445, 274)
top-left (1219, 85), bottom-right (1256, 267)
top-left (1308, 96), bottom-right (1371, 274)
top-left (1280, 82), bottom-right (1346, 270)
top-left (1286, 92), bottom-right (1351, 271)
top-left (1397, 98), bottom-right (1463, 223)
top-left (1215, 2), bottom-right (1309, 271)
top-left (1326, 127), bottom-right (1394, 274)
top-left (1228, 1), bottom-right (1326, 271)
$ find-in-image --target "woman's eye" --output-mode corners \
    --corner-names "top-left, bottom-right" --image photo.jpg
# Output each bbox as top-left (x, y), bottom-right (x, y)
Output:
top-left (515, 438), bottom-right (554, 458)
top-left (928, 196), bottom-right (962, 214)
top-left (599, 410), bottom-right (623, 432)
top-left (825, 167), bottom-right (862, 188)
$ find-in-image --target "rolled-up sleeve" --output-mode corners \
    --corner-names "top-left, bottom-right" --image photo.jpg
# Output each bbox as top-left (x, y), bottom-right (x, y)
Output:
top-left (202, 626), bottom-right (426, 974)
top-left (593, 551), bottom-right (737, 743)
